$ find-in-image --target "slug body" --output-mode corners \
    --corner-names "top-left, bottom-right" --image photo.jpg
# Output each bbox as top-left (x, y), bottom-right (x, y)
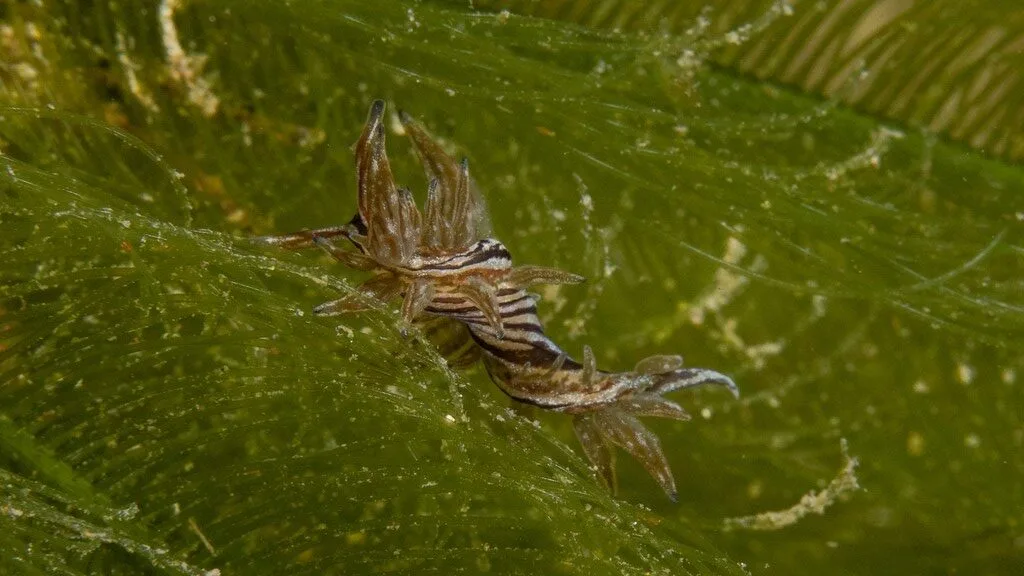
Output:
top-left (254, 100), bottom-right (737, 500)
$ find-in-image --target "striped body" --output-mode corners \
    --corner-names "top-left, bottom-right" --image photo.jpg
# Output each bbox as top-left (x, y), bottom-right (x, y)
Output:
top-left (392, 237), bottom-right (736, 413)
top-left (254, 100), bottom-right (738, 500)
top-left (345, 214), bottom-right (627, 410)
top-left (391, 238), bottom-right (511, 279)
top-left (428, 282), bottom-right (735, 412)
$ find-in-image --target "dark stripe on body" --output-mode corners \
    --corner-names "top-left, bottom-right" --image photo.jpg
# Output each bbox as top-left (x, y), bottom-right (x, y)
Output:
top-left (414, 244), bottom-right (511, 272)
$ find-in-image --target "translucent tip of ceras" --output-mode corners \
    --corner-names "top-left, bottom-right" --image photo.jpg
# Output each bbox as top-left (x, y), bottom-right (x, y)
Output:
top-left (249, 235), bottom-right (279, 246)
top-left (705, 370), bottom-right (741, 398)
top-left (311, 301), bottom-right (338, 316)
top-left (706, 371), bottom-right (740, 398)
top-left (397, 108), bottom-right (414, 125)
top-left (368, 99), bottom-right (386, 122)
top-left (310, 235), bottom-right (335, 256)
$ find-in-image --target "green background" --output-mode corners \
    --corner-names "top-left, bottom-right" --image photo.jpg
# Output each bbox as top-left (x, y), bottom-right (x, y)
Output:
top-left (1, 1), bottom-right (1022, 574)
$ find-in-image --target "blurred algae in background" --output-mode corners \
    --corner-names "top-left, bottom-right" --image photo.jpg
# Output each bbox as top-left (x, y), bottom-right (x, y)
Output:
top-left (1, 1), bottom-right (1022, 575)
